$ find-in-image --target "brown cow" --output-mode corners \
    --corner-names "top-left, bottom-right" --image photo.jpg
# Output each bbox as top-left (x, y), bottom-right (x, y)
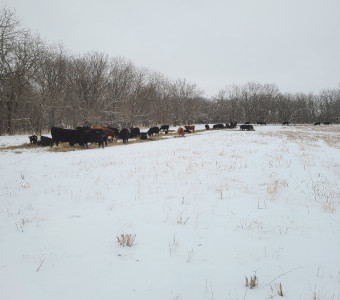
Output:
top-left (177, 127), bottom-right (185, 136)
top-left (93, 126), bottom-right (116, 144)
top-left (184, 125), bottom-right (195, 132)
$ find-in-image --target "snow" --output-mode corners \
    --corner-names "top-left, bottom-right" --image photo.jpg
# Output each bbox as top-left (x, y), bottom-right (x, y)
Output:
top-left (0, 125), bottom-right (339, 300)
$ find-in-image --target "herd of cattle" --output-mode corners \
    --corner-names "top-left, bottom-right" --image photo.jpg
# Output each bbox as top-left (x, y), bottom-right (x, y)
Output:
top-left (27, 121), bottom-right (333, 148)
top-left (28, 125), bottom-right (170, 148)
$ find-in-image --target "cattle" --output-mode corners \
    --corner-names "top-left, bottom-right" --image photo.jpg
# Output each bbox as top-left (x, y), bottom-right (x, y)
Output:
top-left (324, 122), bottom-right (332, 125)
top-left (160, 125), bottom-right (170, 134)
top-left (51, 127), bottom-right (79, 147)
top-left (184, 125), bottom-right (195, 132)
top-left (140, 132), bottom-right (148, 140)
top-left (225, 122), bottom-right (237, 129)
top-left (240, 124), bottom-right (254, 131)
top-left (282, 121), bottom-right (289, 125)
top-left (93, 126), bottom-right (116, 145)
top-left (314, 122), bottom-right (321, 126)
top-left (147, 127), bottom-right (160, 136)
top-left (184, 129), bottom-right (191, 133)
top-left (108, 127), bottom-right (120, 136)
top-left (38, 136), bottom-right (53, 147)
top-left (213, 124), bottom-right (224, 129)
top-left (51, 127), bottom-right (105, 148)
top-left (118, 128), bottom-right (130, 143)
top-left (177, 127), bottom-right (185, 136)
top-left (257, 121), bottom-right (266, 125)
top-left (229, 121), bottom-right (237, 129)
top-left (78, 129), bottom-right (106, 148)
top-left (29, 135), bottom-right (37, 144)
top-left (245, 122), bottom-right (250, 125)
top-left (130, 127), bottom-right (140, 138)
top-left (205, 124), bottom-right (210, 130)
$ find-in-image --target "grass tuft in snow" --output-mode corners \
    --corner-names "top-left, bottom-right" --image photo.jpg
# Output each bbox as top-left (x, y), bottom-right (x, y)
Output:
top-left (276, 282), bottom-right (283, 297)
top-left (117, 233), bottom-right (136, 247)
top-left (245, 272), bottom-right (258, 289)
top-left (0, 143), bottom-right (38, 151)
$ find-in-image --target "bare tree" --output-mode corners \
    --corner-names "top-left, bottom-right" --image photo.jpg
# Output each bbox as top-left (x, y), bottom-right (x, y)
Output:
top-left (0, 8), bottom-right (44, 134)
top-left (33, 44), bottom-right (69, 132)
top-left (317, 88), bottom-right (340, 122)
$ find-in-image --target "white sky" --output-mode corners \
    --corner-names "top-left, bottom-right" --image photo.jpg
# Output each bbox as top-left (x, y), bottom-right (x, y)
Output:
top-left (2, 0), bottom-right (340, 97)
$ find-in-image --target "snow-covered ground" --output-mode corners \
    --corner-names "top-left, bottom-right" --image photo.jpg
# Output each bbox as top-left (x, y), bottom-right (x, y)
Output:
top-left (0, 125), bottom-right (339, 300)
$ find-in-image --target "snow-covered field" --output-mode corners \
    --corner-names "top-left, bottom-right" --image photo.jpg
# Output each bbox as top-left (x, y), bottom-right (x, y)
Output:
top-left (1, 125), bottom-right (339, 300)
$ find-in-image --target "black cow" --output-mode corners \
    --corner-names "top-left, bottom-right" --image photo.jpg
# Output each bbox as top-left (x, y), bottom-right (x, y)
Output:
top-left (213, 124), bottom-right (224, 129)
top-left (140, 132), bottom-right (148, 140)
top-left (108, 127), bottom-right (120, 136)
top-left (118, 128), bottom-right (130, 143)
top-left (51, 127), bottom-right (78, 147)
top-left (130, 127), bottom-right (140, 138)
top-left (205, 124), bottom-right (210, 130)
top-left (240, 124), bottom-right (254, 131)
top-left (77, 129), bottom-right (106, 148)
top-left (282, 121), bottom-right (289, 125)
top-left (147, 127), bottom-right (160, 136)
top-left (160, 125), bottom-right (170, 134)
top-left (229, 121), bottom-right (237, 129)
top-left (257, 121), bottom-right (266, 125)
top-left (314, 122), bottom-right (321, 126)
top-left (77, 127), bottom-right (107, 147)
top-left (38, 136), bottom-right (53, 147)
top-left (29, 135), bottom-right (37, 144)
top-left (324, 122), bottom-right (332, 125)
top-left (245, 122), bottom-right (250, 125)
top-left (51, 127), bottom-right (105, 148)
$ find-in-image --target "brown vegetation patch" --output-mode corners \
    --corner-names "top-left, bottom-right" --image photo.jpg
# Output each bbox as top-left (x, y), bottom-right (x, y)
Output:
top-left (0, 143), bottom-right (38, 151)
top-left (267, 179), bottom-right (288, 201)
top-left (173, 135), bottom-right (186, 138)
top-left (259, 125), bottom-right (340, 149)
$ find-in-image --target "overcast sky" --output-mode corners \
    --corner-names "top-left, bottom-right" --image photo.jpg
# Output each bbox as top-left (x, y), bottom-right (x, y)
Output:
top-left (2, 0), bottom-right (340, 97)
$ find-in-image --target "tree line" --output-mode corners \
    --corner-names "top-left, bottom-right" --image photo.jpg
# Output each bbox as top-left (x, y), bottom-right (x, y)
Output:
top-left (1, 8), bottom-right (339, 135)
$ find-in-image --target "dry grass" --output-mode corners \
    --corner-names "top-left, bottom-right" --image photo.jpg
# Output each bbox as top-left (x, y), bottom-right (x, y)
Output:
top-left (117, 233), bottom-right (136, 247)
top-left (245, 274), bottom-right (258, 289)
top-left (49, 144), bottom-right (83, 152)
top-left (262, 125), bottom-right (340, 149)
top-left (179, 124), bottom-right (339, 152)
top-left (0, 143), bottom-right (38, 151)
top-left (267, 179), bottom-right (288, 202)
top-left (176, 213), bottom-right (190, 225)
top-left (321, 200), bottom-right (336, 213)
top-left (276, 283), bottom-right (283, 296)
top-left (312, 184), bottom-right (338, 213)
